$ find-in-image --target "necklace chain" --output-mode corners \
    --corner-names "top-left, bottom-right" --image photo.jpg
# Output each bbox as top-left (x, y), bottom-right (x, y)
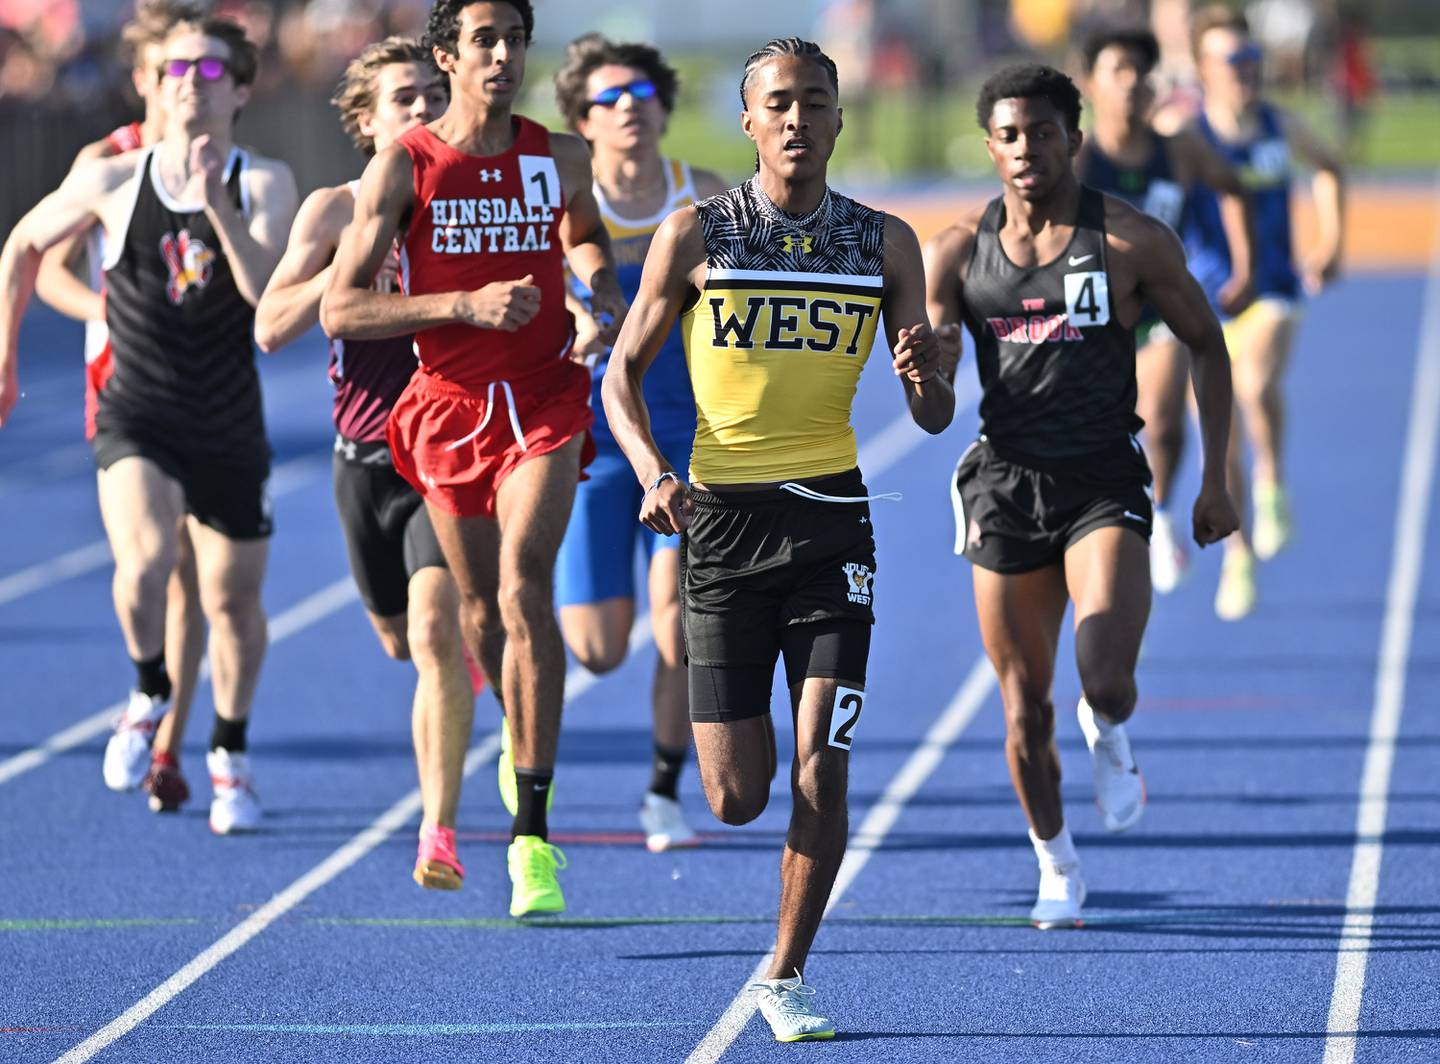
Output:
top-left (747, 177), bottom-right (831, 235)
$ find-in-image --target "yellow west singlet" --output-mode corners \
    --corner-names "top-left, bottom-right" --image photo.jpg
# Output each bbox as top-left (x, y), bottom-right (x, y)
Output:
top-left (682, 181), bottom-right (886, 483)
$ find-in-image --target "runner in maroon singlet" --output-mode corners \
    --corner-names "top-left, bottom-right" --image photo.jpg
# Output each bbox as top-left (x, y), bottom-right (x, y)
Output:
top-left (322, 0), bottom-right (627, 918)
top-left (254, 37), bottom-right (473, 890)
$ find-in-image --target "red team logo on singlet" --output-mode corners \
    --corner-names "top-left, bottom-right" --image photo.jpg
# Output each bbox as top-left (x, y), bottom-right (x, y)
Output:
top-left (160, 230), bottom-right (216, 306)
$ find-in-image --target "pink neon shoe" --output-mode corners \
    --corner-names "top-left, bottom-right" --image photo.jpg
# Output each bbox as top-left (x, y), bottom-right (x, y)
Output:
top-left (462, 647), bottom-right (487, 697)
top-left (413, 824), bottom-right (464, 891)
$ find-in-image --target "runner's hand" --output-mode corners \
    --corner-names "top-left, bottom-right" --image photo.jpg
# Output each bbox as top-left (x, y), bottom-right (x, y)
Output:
top-left (587, 268), bottom-right (629, 345)
top-left (893, 323), bottom-right (939, 383)
top-left (1192, 480), bottom-right (1239, 546)
top-left (457, 275), bottom-right (540, 331)
top-left (641, 474), bottom-right (692, 536)
top-left (571, 307), bottom-right (609, 366)
top-left (191, 134), bottom-right (227, 208)
top-left (373, 244), bottom-right (401, 293)
top-left (1303, 255), bottom-right (1341, 296)
top-left (935, 323), bottom-right (963, 378)
top-left (1217, 272), bottom-right (1254, 317)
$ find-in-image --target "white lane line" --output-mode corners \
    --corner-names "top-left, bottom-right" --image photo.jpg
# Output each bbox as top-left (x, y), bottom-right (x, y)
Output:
top-left (0, 451), bottom-right (328, 609)
top-left (685, 657), bottom-right (996, 1063)
top-left (1322, 212), bottom-right (1440, 1063)
top-left (50, 615), bottom-right (651, 1064)
top-left (0, 578), bottom-right (359, 788)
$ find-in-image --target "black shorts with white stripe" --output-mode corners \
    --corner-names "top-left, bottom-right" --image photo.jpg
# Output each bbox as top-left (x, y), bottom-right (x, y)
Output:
top-left (951, 435), bottom-right (1153, 574)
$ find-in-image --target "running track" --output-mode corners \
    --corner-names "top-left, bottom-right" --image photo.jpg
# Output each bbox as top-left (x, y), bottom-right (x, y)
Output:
top-left (2, 245), bottom-right (1437, 1062)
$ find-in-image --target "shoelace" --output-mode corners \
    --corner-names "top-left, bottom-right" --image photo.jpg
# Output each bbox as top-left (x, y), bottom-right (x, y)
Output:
top-left (749, 971), bottom-right (819, 1015)
top-left (518, 841), bottom-right (568, 877)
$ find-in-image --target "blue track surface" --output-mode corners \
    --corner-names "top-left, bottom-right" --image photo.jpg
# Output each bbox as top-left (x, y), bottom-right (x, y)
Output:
top-left (2, 270), bottom-right (1437, 1063)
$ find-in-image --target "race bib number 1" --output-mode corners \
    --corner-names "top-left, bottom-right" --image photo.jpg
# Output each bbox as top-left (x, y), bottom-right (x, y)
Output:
top-left (1064, 271), bottom-right (1110, 328)
top-left (519, 155), bottom-right (562, 208)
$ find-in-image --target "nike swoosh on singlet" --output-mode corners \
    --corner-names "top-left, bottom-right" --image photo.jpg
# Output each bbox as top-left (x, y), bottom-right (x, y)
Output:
top-left (1068, 254), bottom-right (1094, 266)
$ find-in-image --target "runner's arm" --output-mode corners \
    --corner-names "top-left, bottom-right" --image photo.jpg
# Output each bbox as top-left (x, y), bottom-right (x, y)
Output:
top-left (1280, 108), bottom-right (1346, 291)
top-left (0, 156), bottom-right (132, 424)
top-left (602, 207), bottom-right (704, 534)
top-left (34, 137), bottom-right (115, 323)
top-left (254, 186), bottom-right (351, 352)
top-left (922, 216), bottom-right (980, 383)
top-left (199, 146), bottom-right (299, 307)
top-left (322, 145), bottom-right (540, 339)
top-left (553, 132), bottom-right (627, 338)
top-left (882, 214), bottom-right (954, 434)
top-left (1176, 129), bottom-right (1255, 314)
top-left (1126, 213), bottom-right (1239, 545)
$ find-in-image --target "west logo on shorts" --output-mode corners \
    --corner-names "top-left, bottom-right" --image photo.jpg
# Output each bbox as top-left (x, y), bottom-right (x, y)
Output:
top-left (843, 562), bottom-right (874, 605)
top-left (160, 230), bottom-right (215, 306)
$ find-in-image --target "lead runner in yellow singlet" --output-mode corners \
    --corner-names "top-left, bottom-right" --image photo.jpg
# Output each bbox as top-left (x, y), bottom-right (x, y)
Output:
top-left (603, 37), bottom-right (955, 1043)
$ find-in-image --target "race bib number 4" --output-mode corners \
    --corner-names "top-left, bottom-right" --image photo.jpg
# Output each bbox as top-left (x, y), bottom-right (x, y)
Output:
top-left (1064, 270), bottom-right (1110, 328)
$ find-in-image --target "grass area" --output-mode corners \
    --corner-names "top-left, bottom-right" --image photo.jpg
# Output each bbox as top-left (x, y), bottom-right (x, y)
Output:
top-left (522, 52), bottom-right (1439, 183)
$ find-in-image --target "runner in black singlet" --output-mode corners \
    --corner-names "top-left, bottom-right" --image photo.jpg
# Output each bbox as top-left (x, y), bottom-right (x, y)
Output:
top-left (0, 16), bottom-right (298, 836)
top-left (254, 37), bottom-right (475, 892)
top-left (1076, 26), bottom-right (1255, 596)
top-left (29, 0), bottom-right (208, 813)
top-left (925, 64), bottom-right (1238, 930)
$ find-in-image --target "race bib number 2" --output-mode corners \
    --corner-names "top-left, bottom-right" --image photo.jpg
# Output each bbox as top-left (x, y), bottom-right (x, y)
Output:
top-left (828, 686), bottom-right (865, 751)
top-left (1064, 270), bottom-right (1110, 328)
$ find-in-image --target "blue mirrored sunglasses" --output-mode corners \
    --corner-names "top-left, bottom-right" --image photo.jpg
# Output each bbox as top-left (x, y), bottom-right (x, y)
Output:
top-left (1225, 44), bottom-right (1263, 65)
top-left (588, 79), bottom-right (658, 108)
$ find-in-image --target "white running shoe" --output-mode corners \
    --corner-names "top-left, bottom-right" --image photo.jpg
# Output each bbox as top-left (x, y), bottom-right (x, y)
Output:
top-left (1077, 700), bottom-right (1146, 833)
top-left (207, 748), bottom-right (261, 835)
top-left (1030, 860), bottom-right (1087, 929)
top-left (638, 792), bottom-right (700, 853)
top-left (750, 972), bottom-right (836, 1042)
top-left (103, 691), bottom-right (169, 792)
top-left (1149, 509), bottom-right (1189, 594)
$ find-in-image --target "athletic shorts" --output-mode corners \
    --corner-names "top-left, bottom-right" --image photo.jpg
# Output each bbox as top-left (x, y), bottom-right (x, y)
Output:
top-left (555, 434), bottom-right (693, 607)
top-left (333, 436), bottom-right (447, 617)
top-left (1223, 295), bottom-right (1303, 358)
top-left (951, 436), bottom-right (1152, 574)
top-left (682, 467), bottom-right (876, 724)
top-left (386, 364), bottom-right (595, 519)
top-left (92, 427), bottom-right (272, 540)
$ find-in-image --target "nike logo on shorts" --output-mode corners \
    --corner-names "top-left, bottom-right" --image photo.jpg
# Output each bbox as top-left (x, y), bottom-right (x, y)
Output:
top-left (1069, 254), bottom-right (1094, 266)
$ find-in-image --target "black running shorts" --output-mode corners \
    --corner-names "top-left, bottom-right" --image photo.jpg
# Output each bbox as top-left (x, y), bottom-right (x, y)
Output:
top-left (952, 436), bottom-right (1153, 574)
top-left (682, 468), bottom-right (876, 724)
top-left (92, 427), bottom-right (272, 540)
top-left (332, 437), bottom-right (447, 617)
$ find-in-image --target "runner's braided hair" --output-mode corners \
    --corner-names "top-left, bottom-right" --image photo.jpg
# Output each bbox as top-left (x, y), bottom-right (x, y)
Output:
top-left (738, 37), bottom-right (838, 108)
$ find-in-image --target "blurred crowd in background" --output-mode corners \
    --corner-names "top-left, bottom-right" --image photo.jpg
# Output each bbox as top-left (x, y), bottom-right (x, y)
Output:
top-left (1, 0), bottom-right (1436, 232)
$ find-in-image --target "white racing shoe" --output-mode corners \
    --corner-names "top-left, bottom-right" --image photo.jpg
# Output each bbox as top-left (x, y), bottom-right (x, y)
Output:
top-left (1148, 508), bottom-right (1189, 594)
top-left (638, 792), bottom-right (700, 853)
top-left (750, 972), bottom-right (836, 1042)
top-left (1077, 699), bottom-right (1146, 832)
top-left (207, 748), bottom-right (262, 835)
top-left (103, 691), bottom-right (169, 791)
top-left (1030, 859), bottom-right (1087, 929)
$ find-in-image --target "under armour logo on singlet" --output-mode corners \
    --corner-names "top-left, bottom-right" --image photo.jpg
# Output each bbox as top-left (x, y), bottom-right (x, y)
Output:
top-left (159, 230), bottom-right (215, 306)
top-left (478, 168), bottom-right (502, 182)
top-left (779, 234), bottom-right (814, 254)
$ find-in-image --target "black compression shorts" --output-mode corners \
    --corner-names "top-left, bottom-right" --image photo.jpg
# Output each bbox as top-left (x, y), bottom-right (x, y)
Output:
top-left (332, 437), bottom-right (447, 617)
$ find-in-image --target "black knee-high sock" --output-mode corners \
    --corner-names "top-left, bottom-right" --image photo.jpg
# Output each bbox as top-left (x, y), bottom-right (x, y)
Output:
top-left (210, 716), bottom-right (248, 753)
top-left (134, 653), bottom-right (171, 702)
top-left (513, 768), bottom-right (552, 839)
top-left (648, 743), bottom-right (688, 800)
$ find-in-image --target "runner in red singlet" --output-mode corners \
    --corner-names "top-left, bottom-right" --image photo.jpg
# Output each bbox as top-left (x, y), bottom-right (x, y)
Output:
top-left (323, 0), bottom-right (627, 918)
top-left (31, 0), bottom-right (207, 813)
